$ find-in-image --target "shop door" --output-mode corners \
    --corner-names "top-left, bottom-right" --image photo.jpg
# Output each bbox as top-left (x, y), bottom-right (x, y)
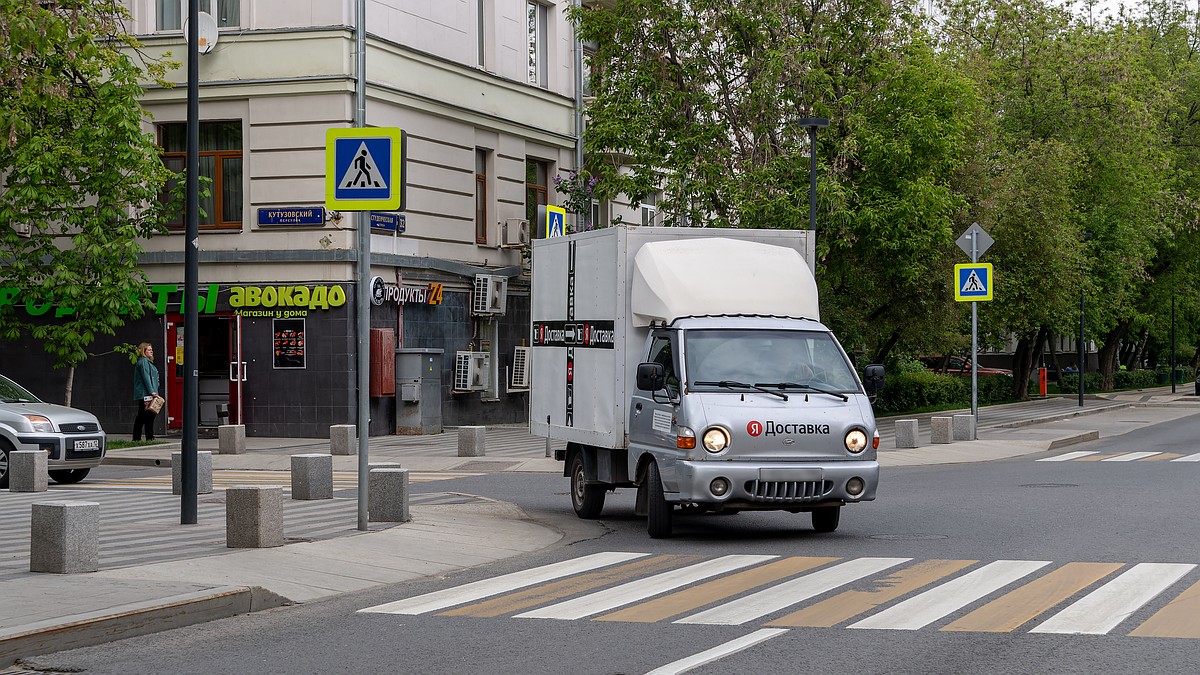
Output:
top-left (165, 314), bottom-right (244, 429)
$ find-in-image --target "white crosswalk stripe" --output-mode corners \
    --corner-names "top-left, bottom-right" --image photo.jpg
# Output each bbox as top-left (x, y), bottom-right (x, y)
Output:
top-left (1172, 453), bottom-right (1200, 462)
top-left (1101, 452), bottom-right (1161, 462)
top-left (1037, 451), bottom-right (1098, 462)
top-left (1031, 563), bottom-right (1196, 635)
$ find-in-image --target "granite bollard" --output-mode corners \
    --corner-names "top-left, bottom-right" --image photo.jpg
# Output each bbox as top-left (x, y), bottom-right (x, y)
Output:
top-left (330, 424), bottom-right (356, 456)
top-left (931, 416), bottom-right (953, 444)
top-left (10, 450), bottom-right (48, 492)
top-left (218, 424), bottom-right (246, 454)
top-left (226, 486), bottom-right (284, 548)
top-left (368, 467), bottom-right (411, 523)
top-left (894, 420), bottom-right (919, 449)
top-left (172, 451), bottom-right (213, 495)
top-left (458, 426), bottom-right (486, 457)
top-left (953, 414), bottom-right (976, 441)
top-left (30, 500), bottom-right (99, 573)
top-left (290, 453), bottom-right (333, 500)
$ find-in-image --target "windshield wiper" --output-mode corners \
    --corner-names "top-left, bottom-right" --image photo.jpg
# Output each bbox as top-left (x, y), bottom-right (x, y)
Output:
top-left (755, 382), bottom-right (849, 402)
top-left (692, 380), bottom-right (788, 401)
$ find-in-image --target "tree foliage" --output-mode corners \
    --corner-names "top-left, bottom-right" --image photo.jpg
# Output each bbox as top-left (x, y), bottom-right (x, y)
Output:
top-left (0, 0), bottom-right (176, 399)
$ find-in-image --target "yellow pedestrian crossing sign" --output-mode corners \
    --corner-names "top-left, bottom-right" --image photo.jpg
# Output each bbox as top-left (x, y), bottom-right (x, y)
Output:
top-left (546, 205), bottom-right (566, 238)
top-left (955, 263), bottom-right (993, 301)
top-left (325, 127), bottom-right (405, 211)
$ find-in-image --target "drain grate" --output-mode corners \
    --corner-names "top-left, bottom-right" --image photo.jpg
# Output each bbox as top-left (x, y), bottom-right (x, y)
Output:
top-left (1021, 483), bottom-right (1079, 488)
top-left (869, 533), bottom-right (949, 541)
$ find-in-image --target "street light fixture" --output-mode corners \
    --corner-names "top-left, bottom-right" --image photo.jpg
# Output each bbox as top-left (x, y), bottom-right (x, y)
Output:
top-left (798, 118), bottom-right (829, 231)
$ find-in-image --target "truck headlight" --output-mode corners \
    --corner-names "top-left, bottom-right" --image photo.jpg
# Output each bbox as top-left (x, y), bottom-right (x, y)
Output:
top-left (844, 429), bottom-right (868, 454)
top-left (24, 414), bottom-right (54, 433)
top-left (702, 427), bottom-right (730, 453)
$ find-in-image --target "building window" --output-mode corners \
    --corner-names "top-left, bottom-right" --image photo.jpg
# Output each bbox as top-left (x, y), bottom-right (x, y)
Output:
top-left (589, 199), bottom-right (602, 231)
top-left (526, 159), bottom-right (548, 235)
top-left (527, 1), bottom-right (547, 87)
top-left (159, 121), bottom-right (243, 230)
top-left (477, 0), bottom-right (487, 68)
top-left (640, 193), bottom-right (658, 226)
top-left (476, 149), bottom-right (489, 245)
top-left (157, 0), bottom-right (239, 31)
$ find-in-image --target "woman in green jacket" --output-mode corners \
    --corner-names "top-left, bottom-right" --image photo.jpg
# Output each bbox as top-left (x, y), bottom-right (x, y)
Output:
top-left (132, 342), bottom-right (160, 441)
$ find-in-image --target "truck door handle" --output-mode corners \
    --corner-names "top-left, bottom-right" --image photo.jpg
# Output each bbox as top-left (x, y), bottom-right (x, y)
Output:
top-left (634, 403), bottom-right (643, 414)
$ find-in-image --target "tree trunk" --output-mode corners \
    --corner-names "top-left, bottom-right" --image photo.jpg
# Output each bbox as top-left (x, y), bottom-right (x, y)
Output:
top-left (872, 329), bottom-right (900, 365)
top-left (1129, 327), bottom-right (1148, 370)
top-left (1097, 319), bottom-right (1132, 391)
top-left (64, 365), bottom-right (75, 407)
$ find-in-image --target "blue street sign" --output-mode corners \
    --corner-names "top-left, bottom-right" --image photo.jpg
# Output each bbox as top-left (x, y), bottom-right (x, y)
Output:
top-left (954, 263), bottom-right (993, 302)
top-left (370, 212), bottom-right (406, 233)
top-left (546, 205), bottom-right (566, 238)
top-left (257, 207), bottom-right (325, 226)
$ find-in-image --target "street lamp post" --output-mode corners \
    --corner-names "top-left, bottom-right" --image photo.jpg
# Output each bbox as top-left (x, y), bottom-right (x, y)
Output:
top-left (798, 118), bottom-right (829, 230)
top-left (1171, 291), bottom-right (1177, 394)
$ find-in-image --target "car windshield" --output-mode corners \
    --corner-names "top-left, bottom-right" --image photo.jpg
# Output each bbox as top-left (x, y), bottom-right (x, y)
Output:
top-left (685, 329), bottom-right (860, 393)
top-left (0, 374), bottom-right (41, 404)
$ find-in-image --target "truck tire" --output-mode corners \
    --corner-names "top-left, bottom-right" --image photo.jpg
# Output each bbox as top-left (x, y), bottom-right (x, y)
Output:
top-left (646, 461), bottom-right (673, 538)
top-left (812, 505), bottom-right (841, 533)
top-left (569, 453), bottom-right (605, 518)
top-left (49, 468), bottom-right (90, 485)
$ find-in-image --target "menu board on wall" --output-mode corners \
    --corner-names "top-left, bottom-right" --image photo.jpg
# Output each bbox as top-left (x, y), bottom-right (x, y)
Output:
top-left (273, 318), bottom-right (306, 369)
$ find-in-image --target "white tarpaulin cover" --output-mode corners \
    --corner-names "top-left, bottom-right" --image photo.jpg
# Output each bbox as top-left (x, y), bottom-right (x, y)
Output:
top-left (630, 237), bottom-right (819, 326)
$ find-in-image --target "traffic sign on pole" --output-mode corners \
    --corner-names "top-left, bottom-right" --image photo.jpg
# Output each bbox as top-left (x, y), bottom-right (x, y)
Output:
top-left (546, 205), bottom-right (566, 238)
top-left (325, 127), bottom-right (405, 211)
top-left (954, 263), bottom-right (993, 302)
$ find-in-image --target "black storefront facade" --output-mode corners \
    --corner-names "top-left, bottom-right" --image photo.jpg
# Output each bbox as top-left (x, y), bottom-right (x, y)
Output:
top-left (0, 260), bottom-right (530, 439)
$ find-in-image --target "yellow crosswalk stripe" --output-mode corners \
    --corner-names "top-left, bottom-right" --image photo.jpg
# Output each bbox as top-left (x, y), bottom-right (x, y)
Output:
top-left (1129, 578), bottom-right (1200, 638)
top-left (1141, 453), bottom-right (1184, 462)
top-left (769, 559), bottom-right (976, 628)
top-left (598, 556), bottom-right (837, 624)
top-left (942, 562), bottom-right (1123, 633)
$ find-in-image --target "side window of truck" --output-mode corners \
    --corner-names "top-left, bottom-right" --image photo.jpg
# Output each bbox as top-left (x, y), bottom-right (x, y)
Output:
top-left (647, 334), bottom-right (680, 395)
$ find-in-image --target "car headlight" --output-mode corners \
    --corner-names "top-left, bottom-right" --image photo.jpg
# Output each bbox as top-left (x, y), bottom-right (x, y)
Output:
top-left (24, 414), bottom-right (54, 433)
top-left (702, 427), bottom-right (730, 453)
top-left (844, 429), bottom-right (868, 454)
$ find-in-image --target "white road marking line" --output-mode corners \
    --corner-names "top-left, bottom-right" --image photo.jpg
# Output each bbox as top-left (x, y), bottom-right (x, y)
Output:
top-left (515, 555), bottom-right (777, 620)
top-left (1101, 452), bottom-right (1162, 462)
top-left (849, 560), bottom-right (1051, 631)
top-left (1030, 563), bottom-right (1196, 635)
top-left (1037, 451), bottom-right (1099, 462)
top-left (357, 552), bottom-right (649, 615)
top-left (676, 557), bottom-right (910, 626)
top-left (1171, 453), bottom-right (1200, 462)
top-left (644, 629), bottom-right (789, 675)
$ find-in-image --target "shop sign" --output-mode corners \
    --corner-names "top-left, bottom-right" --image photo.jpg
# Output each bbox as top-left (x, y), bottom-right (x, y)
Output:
top-left (0, 283), bottom-right (352, 320)
top-left (369, 276), bottom-right (444, 306)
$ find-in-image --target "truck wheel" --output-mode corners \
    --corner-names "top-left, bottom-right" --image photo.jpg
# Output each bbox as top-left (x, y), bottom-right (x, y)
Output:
top-left (49, 468), bottom-right (90, 485)
top-left (812, 506), bottom-right (841, 533)
top-left (569, 454), bottom-right (605, 518)
top-left (0, 439), bottom-right (11, 489)
top-left (646, 461), bottom-right (673, 538)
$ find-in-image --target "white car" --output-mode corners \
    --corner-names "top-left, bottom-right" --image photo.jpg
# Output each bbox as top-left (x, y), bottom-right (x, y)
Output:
top-left (0, 373), bottom-right (106, 489)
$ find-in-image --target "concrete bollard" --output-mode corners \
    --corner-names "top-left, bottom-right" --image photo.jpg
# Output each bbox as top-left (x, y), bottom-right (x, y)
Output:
top-left (458, 426), bottom-right (486, 457)
top-left (10, 450), bottom-right (48, 492)
top-left (290, 453), bottom-right (333, 500)
top-left (894, 420), bottom-right (919, 449)
top-left (368, 467), bottom-right (411, 523)
top-left (931, 417), bottom-right (953, 444)
top-left (226, 486), bottom-right (284, 548)
top-left (953, 414), bottom-right (976, 441)
top-left (218, 424), bottom-right (247, 454)
top-left (330, 424), bottom-right (356, 456)
top-left (30, 500), bottom-right (99, 573)
top-left (172, 451), bottom-right (213, 495)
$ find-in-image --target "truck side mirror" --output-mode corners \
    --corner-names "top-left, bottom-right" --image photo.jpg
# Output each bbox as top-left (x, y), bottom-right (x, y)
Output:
top-left (636, 362), bottom-right (665, 392)
top-left (863, 364), bottom-right (885, 394)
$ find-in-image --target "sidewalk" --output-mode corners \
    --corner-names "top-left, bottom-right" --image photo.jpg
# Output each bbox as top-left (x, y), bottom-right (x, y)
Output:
top-left (3, 386), bottom-right (1199, 669)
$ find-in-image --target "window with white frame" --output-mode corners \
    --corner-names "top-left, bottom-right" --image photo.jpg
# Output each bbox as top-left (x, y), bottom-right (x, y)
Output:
top-left (527, 1), bottom-right (548, 87)
top-left (640, 193), bottom-right (658, 226)
top-left (157, 0), bottom-right (239, 31)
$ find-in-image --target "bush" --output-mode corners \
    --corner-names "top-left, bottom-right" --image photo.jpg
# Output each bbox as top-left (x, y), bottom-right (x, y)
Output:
top-left (1113, 370), bottom-right (1157, 390)
top-left (1059, 373), bottom-right (1102, 393)
top-left (874, 370), bottom-right (968, 414)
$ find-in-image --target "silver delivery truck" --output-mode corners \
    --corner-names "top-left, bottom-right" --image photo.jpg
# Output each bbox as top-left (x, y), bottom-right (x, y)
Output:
top-left (530, 226), bottom-right (885, 538)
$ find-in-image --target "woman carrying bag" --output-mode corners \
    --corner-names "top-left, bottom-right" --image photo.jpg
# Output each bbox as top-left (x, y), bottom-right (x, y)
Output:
top-left (132, 342), bottom-right (161, 441)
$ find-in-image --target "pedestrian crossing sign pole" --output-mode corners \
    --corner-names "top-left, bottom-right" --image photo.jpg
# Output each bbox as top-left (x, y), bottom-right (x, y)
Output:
top-left (325, 127), bottom-right (405, 211)
top-left (954, 263), bottom-right (993, 302)
top-left (955, 223), bottom-right (995, 438)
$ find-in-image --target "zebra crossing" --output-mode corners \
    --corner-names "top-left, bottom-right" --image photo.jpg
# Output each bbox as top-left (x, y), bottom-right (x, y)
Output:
top-left (360, 551), bottom-right (1200, 639)
top-left (1037, 450), bottom-right (1200, 463)
top-left (76, 469), bottom-right (476, 491)
top-left (0, 488), bottom-right (481, 571)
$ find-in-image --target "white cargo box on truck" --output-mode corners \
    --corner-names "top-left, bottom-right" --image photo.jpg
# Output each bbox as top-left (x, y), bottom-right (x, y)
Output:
top-left (530, 226), bottom-right (816, 450)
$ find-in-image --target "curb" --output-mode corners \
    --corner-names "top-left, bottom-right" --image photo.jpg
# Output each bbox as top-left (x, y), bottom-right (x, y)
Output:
top-left (0, 586), bottom-right (290, 669)
top-left (993, 403), bottom-right (1133, 429)
top-left (1045, 430), bottom-right (1101, 450)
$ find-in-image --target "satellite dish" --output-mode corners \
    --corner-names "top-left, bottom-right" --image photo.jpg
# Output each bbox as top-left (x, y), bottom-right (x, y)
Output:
top-left (182, 11), bottom-right (219, 55)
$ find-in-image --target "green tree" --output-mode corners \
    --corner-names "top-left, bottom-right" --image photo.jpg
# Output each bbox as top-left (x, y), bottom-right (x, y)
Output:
top-left (0, 0), bottom-right (176, 404)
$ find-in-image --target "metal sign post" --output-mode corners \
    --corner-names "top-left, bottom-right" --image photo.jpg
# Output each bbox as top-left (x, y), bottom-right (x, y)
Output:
top-left (955, 223), bottom-right (995, 439)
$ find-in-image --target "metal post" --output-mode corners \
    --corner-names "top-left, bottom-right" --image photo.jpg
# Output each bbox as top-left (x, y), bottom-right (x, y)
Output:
top-left (573, 0), bottom-right (585, 227)
top-left (970, 235), bottom-right (978, 435)
top-left (181, 0), bottom-right (200, 525)
top-left (355, 0), bottom-right (370, 532)
top-left (1171, 292), bottom-right (1177, 394)
top-left (1078, 267), bottom-right (1085, 407)
top-left (808, 126), bottom-right (817, 231)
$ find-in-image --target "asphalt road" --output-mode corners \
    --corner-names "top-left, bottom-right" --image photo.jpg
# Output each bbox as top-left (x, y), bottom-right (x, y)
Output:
top-left (20, 414), bottom-right (1200, 675)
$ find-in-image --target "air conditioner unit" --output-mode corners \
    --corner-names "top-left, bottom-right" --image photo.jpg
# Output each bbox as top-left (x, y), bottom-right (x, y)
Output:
top-left (509, 346), bottom-right (531, 392)
top-left (502, 219), bottom-right (530, 248)
top-left (472, 274), bottom-right (508, 315)
top-left (454, 351), bottom-right (490, 392)
top-left (13, 223), bottom-right (32, 238)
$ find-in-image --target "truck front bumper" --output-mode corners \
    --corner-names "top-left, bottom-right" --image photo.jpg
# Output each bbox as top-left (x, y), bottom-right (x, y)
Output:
top-left (671, 459), bottom-right (878, 507)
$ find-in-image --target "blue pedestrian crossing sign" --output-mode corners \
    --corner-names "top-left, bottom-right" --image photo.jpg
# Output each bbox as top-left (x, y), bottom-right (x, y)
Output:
top-left (954, 263), bottom-right (993, 302)
top-left (546, 205), bottom-right (566, 238)
top-left (325, 127), bottom-right (405, 211)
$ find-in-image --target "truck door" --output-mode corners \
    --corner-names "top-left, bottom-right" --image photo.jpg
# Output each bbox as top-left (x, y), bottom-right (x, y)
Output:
top-left (628, 330), bottom-right (683, 491)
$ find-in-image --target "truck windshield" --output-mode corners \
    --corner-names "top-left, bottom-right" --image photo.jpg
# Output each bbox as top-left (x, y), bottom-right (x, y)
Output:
top-left (685, 329), bottom-right (860, 394)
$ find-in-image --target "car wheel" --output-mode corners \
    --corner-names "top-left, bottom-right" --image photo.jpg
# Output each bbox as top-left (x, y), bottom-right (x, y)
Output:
top-left (569, 453), bottom-right (605, 519)
top-left (0, 439), bottom-right (11, 490)
top-left (812, 505), bottom-right (841, 533)
top-left (49, 468), bottom-right (91, 485)
top-left (646, 461), bottom-right (673, 539)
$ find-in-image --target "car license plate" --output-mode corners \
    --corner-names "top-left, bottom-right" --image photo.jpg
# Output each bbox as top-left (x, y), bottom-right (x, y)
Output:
top-left (74, 439), bottom-right (100, 451)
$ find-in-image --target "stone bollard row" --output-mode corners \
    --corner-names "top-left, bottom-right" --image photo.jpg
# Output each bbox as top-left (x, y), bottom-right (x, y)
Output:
top-left (172, 451), bottom-right (213, 495)
top-left (226, 486), bottom-right (284, 548)
top-left (291, 453), bottom-right (333, 500)
top-left (10, 450), bottom-right (48, 493)
top-left (218, 424), bottom-right (247, 454)
top-left (458, 426), bottom-right (486, 457)
top-left (330, 424), bottom-right (356, 456)
top-left (894, 420), bottom-right (919, 449)
top-left (31, 500), bottom-right (99, 574)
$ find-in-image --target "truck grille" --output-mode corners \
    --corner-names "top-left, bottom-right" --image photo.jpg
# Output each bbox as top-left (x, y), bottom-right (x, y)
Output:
top-left (745, 479), bottom-right (832, 502)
